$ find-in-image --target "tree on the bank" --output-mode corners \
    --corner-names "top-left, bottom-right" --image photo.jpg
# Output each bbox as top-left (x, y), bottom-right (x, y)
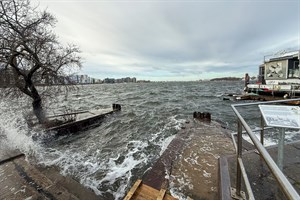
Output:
top-left (0, 0), bottom-right (81, 124)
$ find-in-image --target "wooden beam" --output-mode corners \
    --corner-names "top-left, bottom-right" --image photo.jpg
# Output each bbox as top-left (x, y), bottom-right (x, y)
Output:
top-left (156, 189), bottom-right (166, 200)
top-left (124, 179), bottom-right (142, 200)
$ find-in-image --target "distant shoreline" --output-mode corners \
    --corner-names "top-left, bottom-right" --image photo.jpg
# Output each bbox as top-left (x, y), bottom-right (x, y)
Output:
top-left (0, 79), bottom-right (245, 88)
top-left (210, 77), bottom-right (241, 81)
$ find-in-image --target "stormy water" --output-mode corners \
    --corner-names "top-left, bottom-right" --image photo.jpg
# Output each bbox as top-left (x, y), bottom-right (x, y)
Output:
top-left (1, 81), bottom-right (300, 199)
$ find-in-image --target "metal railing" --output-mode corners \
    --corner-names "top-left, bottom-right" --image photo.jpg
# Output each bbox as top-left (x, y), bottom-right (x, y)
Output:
top-left (231, 98), bottom-right (300, 200)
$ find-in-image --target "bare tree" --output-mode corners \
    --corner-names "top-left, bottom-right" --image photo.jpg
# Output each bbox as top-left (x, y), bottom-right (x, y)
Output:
top-left (0, 0), bottom-right (81, 124)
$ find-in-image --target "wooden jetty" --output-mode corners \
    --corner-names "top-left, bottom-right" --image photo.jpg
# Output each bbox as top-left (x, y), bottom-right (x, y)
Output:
top-left (45, 103), bottom-right (121, 136)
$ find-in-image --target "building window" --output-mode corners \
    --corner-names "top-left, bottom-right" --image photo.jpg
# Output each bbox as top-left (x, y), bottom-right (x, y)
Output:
top-left (288, 60), bottom-right (299, 78)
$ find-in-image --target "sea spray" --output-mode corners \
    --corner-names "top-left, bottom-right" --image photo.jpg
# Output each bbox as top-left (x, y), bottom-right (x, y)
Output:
top-left (0, 99), bottom-right (43, 158)
top-left (95, 140), bottom-right (148, 199)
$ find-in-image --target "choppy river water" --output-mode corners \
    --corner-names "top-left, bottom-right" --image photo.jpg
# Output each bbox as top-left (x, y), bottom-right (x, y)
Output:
top-left (1, 81), bottom-right (300, 199)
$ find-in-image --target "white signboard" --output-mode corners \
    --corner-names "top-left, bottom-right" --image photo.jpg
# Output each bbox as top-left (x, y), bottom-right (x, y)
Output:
top-left (259, 105), bottom-right (300, 129)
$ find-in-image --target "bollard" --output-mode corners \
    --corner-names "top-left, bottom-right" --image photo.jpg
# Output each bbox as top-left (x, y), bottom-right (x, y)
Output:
top-left (112, 104), bottom-right (121, 111)
top-left (193, 112), bottom-right (211, 122)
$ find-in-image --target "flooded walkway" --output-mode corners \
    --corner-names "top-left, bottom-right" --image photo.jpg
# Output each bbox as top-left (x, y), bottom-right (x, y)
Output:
top-left (139, 116), bottom-right (300, 199)
top-left (142, 119), bottom-right (235, 199)
top-left (0, 145), bottom-right (100, 200)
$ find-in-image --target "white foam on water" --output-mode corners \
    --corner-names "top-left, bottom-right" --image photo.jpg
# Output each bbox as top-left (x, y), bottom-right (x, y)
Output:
top-left (37, 146), bottom-right (105, 195)
top-left (242, 128), bottom-right (300, 147)
top-left (0, 99), bottom-right (43, 157)
top-left (159, 134), bottom-right (176, 156)
top-left (242, 133), bottom-right (277, 147)
top-left (37, 139), bottom-right (149, 200)
top-left (0, 96), bottom-right (148, 200)
top-left (169, 176), bottom-right (191, 200)
top-left (96, 140), bottom-right (148, 199)
top-left (284, 130), bottom-right (300, 142)
top-left (150, 115), bottom-right (185, 153)
top-left (2, 92), bottom-right (248, 200)
top-left (169, 115), bottom-right (186, 131)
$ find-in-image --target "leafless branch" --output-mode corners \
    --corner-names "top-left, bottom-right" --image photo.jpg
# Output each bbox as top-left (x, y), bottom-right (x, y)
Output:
top-left (0, 0), bottom-right (82, 123)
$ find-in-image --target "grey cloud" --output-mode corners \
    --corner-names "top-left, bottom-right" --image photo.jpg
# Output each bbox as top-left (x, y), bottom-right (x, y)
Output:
top-left (34, 0), bottom-right (298, 80)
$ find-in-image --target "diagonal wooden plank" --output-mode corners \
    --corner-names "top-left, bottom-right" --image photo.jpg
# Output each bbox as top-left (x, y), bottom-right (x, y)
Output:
top-left (124, 179), bottom-right (142, 200)
top-left (156, 189), bottom-right (166, 200)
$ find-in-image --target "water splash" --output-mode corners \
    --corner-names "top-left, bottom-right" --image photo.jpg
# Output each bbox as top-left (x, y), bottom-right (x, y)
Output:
top-left (0, 99), bottom-right (43, 158)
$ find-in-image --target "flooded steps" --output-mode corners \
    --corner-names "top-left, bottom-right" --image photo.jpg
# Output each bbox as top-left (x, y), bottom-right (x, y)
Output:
top-left (0, 149), bottom-right (101, 200)
top-left (168, 121), bottom-right (235, 199)
top-left (124, 179), bottom-right (177, 200)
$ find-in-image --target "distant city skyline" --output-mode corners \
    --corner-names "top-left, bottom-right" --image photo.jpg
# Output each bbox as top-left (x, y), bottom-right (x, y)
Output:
top-left (33, 0), bottom-right (299, 81)
top-left (70, 75), bottom-right (151, 84)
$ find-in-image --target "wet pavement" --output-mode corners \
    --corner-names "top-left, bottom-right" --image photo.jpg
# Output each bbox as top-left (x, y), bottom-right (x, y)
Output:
top-left (142, 119), bottom-right (235, 199)
top-left (0, 143), bottom-right (101, 200)
top-left (225, 141), bottom-right (300, 200)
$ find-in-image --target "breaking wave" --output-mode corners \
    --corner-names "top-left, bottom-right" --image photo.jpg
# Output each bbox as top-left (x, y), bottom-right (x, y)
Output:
top-left (0, 99), bottom-right (43, 158)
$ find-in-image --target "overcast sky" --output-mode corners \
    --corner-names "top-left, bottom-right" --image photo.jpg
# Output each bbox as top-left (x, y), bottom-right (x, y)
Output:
top-left (34, 0), bottom-right (299, 81)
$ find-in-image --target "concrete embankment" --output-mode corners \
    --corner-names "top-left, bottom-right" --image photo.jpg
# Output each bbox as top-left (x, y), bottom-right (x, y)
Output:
top-left (0, 144), bottom-right (101, 200)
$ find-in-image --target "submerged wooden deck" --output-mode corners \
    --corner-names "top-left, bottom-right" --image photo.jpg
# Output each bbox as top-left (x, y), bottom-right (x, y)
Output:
top-left (46, 104), bottom-right (121, 136)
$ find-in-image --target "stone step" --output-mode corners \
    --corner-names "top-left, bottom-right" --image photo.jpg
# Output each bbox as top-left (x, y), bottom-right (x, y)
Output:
top-left (0, 149), bottom-right (101, 200)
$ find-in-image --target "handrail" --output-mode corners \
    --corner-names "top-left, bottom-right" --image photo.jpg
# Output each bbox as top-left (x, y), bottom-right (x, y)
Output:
top-left (231, 127), bottom-right (274, 153)
top-left (231, 98), bottom-right (300, 200)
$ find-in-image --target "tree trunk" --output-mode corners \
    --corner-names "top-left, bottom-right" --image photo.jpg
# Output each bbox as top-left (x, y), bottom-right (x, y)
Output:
top-left (27, 78), bottom-right (47, 124)
top-left (32, 96), bottom-right (47, 124)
